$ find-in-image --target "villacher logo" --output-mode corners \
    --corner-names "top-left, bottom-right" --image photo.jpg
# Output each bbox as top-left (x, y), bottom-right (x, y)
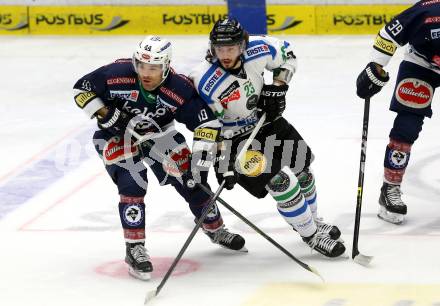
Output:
top-left (35, 14), bottom-right (129, 31)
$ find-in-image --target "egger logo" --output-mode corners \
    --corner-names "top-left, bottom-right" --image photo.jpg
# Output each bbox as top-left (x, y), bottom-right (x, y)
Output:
top-left (395, 78), bottom-right (433, 109)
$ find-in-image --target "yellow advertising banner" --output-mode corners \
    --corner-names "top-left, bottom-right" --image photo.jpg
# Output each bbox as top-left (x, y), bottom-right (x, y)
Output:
top-left (0, 6), bottom-right (29, 34)
top-left (28, 5), bottom-right (227, 35)
top-left (315, 5), bottom-right (411, 35)
top-left (0, 4), bottom-right (417, 35)
top-left (267, 5), bottom-right (316, 35)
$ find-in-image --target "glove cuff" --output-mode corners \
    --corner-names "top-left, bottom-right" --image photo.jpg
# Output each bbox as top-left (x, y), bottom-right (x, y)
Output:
top-left (98, 107), bottom-right (121, 128)
top-left (366, 62), bottom-right (389, 87)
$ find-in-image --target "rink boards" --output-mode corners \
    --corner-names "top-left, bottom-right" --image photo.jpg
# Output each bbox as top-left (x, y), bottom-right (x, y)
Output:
top-left (0, 4), bottom-right (411, 35)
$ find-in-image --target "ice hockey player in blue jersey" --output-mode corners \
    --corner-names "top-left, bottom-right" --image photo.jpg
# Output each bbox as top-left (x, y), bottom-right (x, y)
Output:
top-left (190, 18), bottom-right (346, 258)
top-left (73, 36), bottom-right (246, 281)
top-left (356, 0), bottom-right (440, 224)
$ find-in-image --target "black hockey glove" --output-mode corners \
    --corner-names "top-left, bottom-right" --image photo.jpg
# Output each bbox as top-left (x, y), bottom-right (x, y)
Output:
top-left (214, 141), bottom-right (237, 190)
top-left (356, 62), bottom-right (390, 99)
top-left (97, 106), bottom-right (134, 138)
top-left (257, 84), bottom-right (288, 121)
top-left (216, 170), bottom-right (237, 190)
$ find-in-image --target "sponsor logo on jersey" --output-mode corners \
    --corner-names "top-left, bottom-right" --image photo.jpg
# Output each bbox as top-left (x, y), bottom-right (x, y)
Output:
top-left (218, 81), bottom-right (241, 109)
top-left (245, 44), bottom-right (270, 58)
top-left (431, 28), bottom-right (440, 39)
top-left (202, 68), bottom-right (224, 96)
top-left (74, 91), bottom-right (96, 108)
top-left (374, 34), bottom-right (397, 56)
top-left (159, 86), bottom-right (185, 105)
top-left (123, 203), bottom-right (144, 226)
top-left (114, 58), bottom-right (132, 64)
top-left (110, 90), bottom-right (139, 102)
top-left (395, 78), bottom-right (433, 109)
top-left (194, 128), bottom-right (218, 142)
top-left (103, 136), bottom-right (139, 165)
top-left (122, 101), bottom-right (169, 130)
top-left (423, 0), bottom-right (440, 6)
top-left (162, 145), bottom-right (190, 177)
top-left (425, 16), bottom-right (440, 24)
top-left (107, 77), bottom-right (136, 85)
top-left (157, 96), bottom-right (177, 113)
top-left (238, 150), bottom-right (267, 177)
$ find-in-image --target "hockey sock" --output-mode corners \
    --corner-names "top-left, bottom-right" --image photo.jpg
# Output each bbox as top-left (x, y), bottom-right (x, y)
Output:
top-left (384, 138), bottom-right (412, 185)
top-left (189, 197), bottom-right (224, 232)
top-left (267, 167), bottom-right (317, 238)
top-left (119, 196), bottom-right (146, 244)
top-left (297, 168), bottom-right (318, 220)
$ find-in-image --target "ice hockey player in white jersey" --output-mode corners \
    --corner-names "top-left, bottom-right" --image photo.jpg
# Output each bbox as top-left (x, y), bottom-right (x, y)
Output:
top-left (190, 18), bottom-right (346, 258)
top-left (356, 0), bottom-right (440, 224)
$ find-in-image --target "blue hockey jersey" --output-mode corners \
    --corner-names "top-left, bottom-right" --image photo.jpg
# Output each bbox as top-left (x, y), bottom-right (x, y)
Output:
top-left (371, 0), bottom-right (440, 72)
top-left (73, 59), bottom-right (220, 136)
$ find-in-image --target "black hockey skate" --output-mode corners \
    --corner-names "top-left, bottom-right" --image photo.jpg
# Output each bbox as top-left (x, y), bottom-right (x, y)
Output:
top-left (204, 225), bottom-right (247, 252)
top-left (378, 182), bottom-right (407, 224)
top-left (125, 242), bottom-right (153, 281)
top-left (303, 231), bottom-right (346, 258)
top-left (315, 218), bottom-right (342, 241)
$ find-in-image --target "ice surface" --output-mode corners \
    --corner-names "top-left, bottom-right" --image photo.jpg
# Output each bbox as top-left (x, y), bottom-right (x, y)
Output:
top-left (0, 35), bottom-right (439, 306)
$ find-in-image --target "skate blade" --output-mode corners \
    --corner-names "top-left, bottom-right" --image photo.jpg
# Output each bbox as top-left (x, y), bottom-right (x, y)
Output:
top-left (378, 206), bottom-right (404, 224)
top-left (128, 267), bottom-right (151, 281)
top-left (219, 245), bottom-right (248, 253)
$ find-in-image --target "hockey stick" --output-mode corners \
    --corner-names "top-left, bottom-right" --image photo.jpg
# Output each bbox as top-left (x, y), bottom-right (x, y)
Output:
top-left (197, 184), bottom-right (323, 281)
top-left (352, 97), bottom-right (374, 266)
top-left (144, 180), bottom-right (226, 304)
top-left (144, 114), bottom-right (267, 304)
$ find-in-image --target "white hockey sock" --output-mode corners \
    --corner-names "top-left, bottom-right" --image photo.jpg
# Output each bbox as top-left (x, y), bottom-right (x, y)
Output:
top-left (267, 167), bottom-right (317, 238)
top-left (298, 168), bottom-right (318, 220)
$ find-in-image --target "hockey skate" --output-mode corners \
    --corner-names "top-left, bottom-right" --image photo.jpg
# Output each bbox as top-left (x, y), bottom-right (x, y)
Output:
top-left (315, 217), bottom-right (342, 241)
top-left (125, 243), bottom-right (153, 281)
top-left (378, 182), bottom-right (407, 224)
top-left (204, 225), bottom-right (247, 252)
top-left (303, 231), bottom-right (346, 258)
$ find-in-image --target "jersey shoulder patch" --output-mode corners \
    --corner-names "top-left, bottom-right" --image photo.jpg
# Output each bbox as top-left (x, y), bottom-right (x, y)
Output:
top-left (244, 39), bottom-right (276, 62)
top-left (197, 65), bottom-right (228, 102)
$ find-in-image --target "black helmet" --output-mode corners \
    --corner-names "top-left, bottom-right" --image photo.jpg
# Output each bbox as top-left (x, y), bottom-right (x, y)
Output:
top-left (210, 17), bottom-right (245, 46)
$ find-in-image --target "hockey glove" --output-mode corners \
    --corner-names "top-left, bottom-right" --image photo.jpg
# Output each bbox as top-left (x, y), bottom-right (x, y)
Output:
top-left (216, 170), bottom-right (237, 190)
top-left (356, 62), bottom-right (390, 99)
top-left (214, 140), bottom-right (237, 190)
top-left (182, 150), bottom-right (212, 189)
top-left (257, 84), bottom-right (288, 121)
top-left (97, 106), bottom-right (134, 138)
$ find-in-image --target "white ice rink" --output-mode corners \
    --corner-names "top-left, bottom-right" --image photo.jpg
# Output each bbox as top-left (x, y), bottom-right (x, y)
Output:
top-left (0, 35), bottom-right (439, 306)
